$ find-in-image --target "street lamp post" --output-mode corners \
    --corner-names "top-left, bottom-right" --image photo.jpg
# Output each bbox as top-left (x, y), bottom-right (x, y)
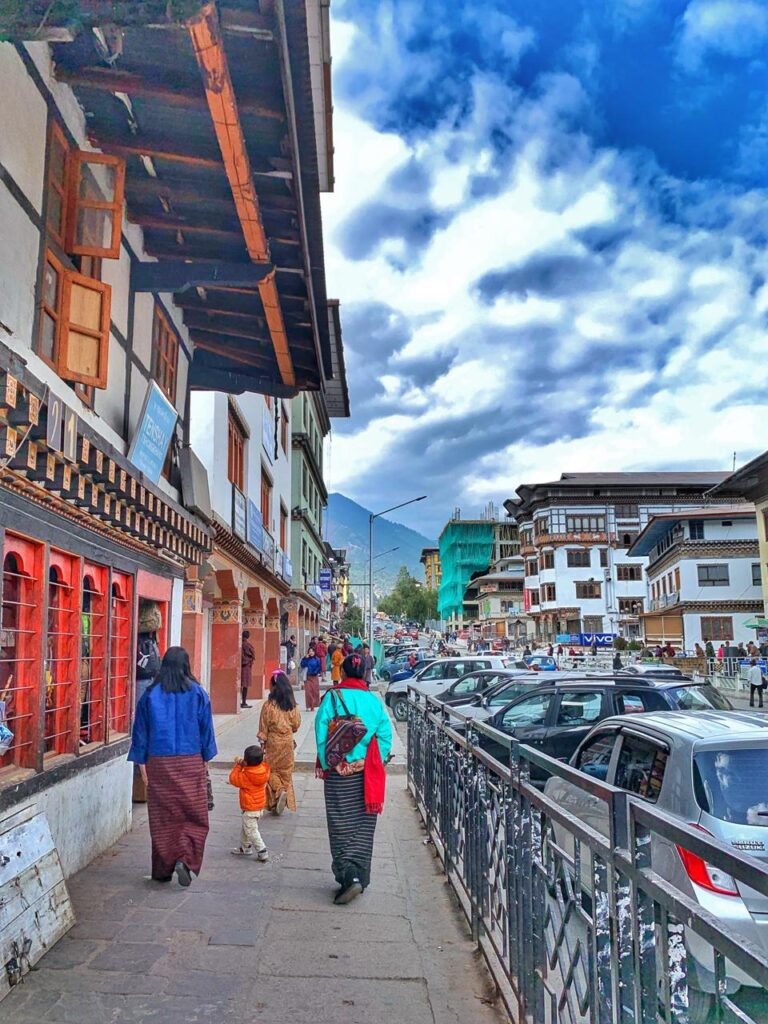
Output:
top-left (368, 497), bottom-right (426, 645)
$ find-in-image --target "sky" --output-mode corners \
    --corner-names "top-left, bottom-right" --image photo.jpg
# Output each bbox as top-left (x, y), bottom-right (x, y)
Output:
top-left (320, 0), bottom-right (768, 538)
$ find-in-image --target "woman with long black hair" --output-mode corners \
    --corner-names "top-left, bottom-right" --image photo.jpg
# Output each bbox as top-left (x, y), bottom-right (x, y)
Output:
top-left (315, 653), bottom-right (392, 904)
top-left (128, 647), bottom-right (217, 886)
top-left (258, 670), bottom-right (301, 814)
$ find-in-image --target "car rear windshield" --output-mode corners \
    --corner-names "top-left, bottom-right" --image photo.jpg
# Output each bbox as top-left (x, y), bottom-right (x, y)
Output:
top-left (694, 749), bottom-right (768, 826)
top-left (667, 684), bottom-right (731, 711)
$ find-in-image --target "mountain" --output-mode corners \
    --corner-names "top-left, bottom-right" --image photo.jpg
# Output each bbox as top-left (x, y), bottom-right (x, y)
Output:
top-left (324, 492), bottom-right (437, 598)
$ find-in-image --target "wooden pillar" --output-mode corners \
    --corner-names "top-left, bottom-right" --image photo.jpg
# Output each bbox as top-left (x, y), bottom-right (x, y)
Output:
top-left (210, 597), bottom-right (242, 714)
top-left (181, 578), bottom-right (205, 680)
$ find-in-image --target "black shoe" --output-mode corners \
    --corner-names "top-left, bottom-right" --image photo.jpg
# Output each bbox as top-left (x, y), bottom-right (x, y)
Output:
top-left (174, 861), bottom-right (192, 887)
top-left (334, 878), bottom-right (363, 905)
top-left (240, 703), bottom-right (252, 709)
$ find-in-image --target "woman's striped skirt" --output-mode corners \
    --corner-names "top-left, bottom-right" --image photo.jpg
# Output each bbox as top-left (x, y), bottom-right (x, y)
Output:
top-left (324, 771), bottom-right (378, 889)
top-left (146, 754), bottom-right (209, 880)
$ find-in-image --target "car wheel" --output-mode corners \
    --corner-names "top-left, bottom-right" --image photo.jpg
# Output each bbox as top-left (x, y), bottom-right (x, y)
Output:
top-left (381, 670), bottom-right (391, 681)
top-left (392, 696), bottom-right (409, 721)
top-left (687, 989), bottom-right (714, 1024)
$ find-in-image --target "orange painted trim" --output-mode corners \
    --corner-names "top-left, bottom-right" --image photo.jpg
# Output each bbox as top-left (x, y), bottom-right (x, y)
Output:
top-left (187, 2), bottom-right (296, 389)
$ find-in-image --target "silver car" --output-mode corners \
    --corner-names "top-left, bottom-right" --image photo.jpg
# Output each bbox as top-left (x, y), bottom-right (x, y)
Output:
top-left (545, 710), bottom-right (768, 1023)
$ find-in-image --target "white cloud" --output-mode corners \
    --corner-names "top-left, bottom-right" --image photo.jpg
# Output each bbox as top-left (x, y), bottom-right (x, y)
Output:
top-left (676, 0), bottom-right (768, 71)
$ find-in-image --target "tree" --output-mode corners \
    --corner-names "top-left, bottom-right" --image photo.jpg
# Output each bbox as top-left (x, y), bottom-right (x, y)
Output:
top-left (339, 593), bottom-right (364, 636)
top-left (377, 566), bottom-right (438, 625)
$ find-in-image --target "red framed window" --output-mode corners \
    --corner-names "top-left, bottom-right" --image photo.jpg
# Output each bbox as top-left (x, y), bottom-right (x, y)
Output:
top-left (0, 537), bottom-right (44, 775)
top-left (152, 306), bottom-right (179, 403)
top-left (261, 468), bottom-right (272, 532)
top-left (80, 563), bottom-right (108, 747)
top-left (44, 550), bottom-right (80, 757)
top-left (228, 411), bottom-right (245, 491)
top-left (108, 572), bottom-right (132, 738)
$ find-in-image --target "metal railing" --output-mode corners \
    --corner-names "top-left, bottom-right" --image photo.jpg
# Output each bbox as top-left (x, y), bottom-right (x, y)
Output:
top-left (407, 690), bottom-right (768, 1023)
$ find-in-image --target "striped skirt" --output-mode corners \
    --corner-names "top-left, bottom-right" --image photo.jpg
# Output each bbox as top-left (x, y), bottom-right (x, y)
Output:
top-left (146, 754), bottom-right (209, 881)
top-left (324, 771), bottom-right (378, 889)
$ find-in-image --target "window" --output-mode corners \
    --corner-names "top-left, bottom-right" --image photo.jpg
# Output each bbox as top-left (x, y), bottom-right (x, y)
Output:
top-left (227, 412), bottom-right (245, 491)
top-left (566, 515), bottom-right (605, 533)
top-left (613, 690), bottom-right (668, 715)
top-left (501, 692), bottom-right (552, 729)
top-left (80, 565), bottom-right (107, 746)
top-left (576, 732), bottom-right (617, 780)
top-left (280, 504), bottom-right (288, 551)
top-left (614, 734), bottom-right (668, 802)
top-left (525, 559), bottom-right (539, 576)
top-left (152, 306), bottom-right (178, 402)
top-left (452, 674), bottom-right (484, 695)
top-left (555, 690), bottom-right (603, 727)
top-left (540, 551), bottom-right (555, 570)
top-left (46, 121), bottom-right (69, 245)
top-left (280, 402), bottom-right (288, 454)
top-left (617, 565), bottom-right (642, 582)
top-left (528, 589), bottom-right (540, 606)
top-left (108, 574), bottom-right (133, 738)
top-left (689, 520), bottom-right (705, 540)
top-left (614, 504), bottom-right (638, 519)
top-left (65, 151), bottom-right (125, 260)
top-left (520, 529), bottom-right (533, 547)
top-left (753, 564), bottom-right (762, 588)
top-left (575, 581), bottom-right (601, 599)
top-left (666, 684), bottom-right (731, 711)
top-left (693, 748), bottom-right (768, 826)
top-left (44, 551), bottom-right (79, 756)
top-left (534, 517), bottom-right (550, 536)
top-left (260, 468), bottom-right (272, 531)
top-left (567, 550), bottom-right (591, 568)
top-left (618, 598), bottom-right (642, 615)
top-left (542, 583), bottom-right (557, 602)
top-left (674, 568), bottom-right (681, 593)
top-left (599, 549), bottom-right (608, 568)
top-left (488, 682), bottom-right (532, 706)
top-left (618, 532), bottom-right (638, 548)
top-left (584, 615), bottom-right (603, 632)
top-left (697, 564), bottom-right (729, 587)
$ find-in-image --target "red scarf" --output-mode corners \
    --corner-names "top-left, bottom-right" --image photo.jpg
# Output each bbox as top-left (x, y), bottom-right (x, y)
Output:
top-left (315, 679), bottom-right (386, 814)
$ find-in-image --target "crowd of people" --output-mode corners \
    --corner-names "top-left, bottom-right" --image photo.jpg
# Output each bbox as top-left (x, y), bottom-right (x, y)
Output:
top-left (128, 630), bottom-right (390, 906)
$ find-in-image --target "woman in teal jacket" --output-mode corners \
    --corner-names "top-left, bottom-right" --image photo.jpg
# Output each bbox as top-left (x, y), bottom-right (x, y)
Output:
top-left (315, 653), bottom-right (392, 904)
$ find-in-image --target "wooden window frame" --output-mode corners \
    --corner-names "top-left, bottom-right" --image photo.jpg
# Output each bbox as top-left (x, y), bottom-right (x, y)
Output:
top-left (38, 250), bottom-right (65, 374)
top-left (567, 549), bottom-right (590, 568)
top-left (542, 583), bottom-right (557, 602)
top-left (575, 581), bottom-right (602, 599)
top-left (279, 503), bottom-right (288, 551)
top-left (58, 267), bottom-right (111, 389)
top-left (44, 550), bottom-right (80, 759)
top-left (700, 616), bottom-right (733, 642)
top-left (617, 565), bottom-right (643, 582)
top-left (80, 563), bottom-right (108, 748)
top-left (261, 467), bottom-right (272, 532)
top-left (46, 120), bottom-right (69, 247)
top-left (152, 305), bottom-right (179, 403)
top-left (65, 150), bottom-right (125, 260)
top-left (227, 411), bottom-right (246, 491)
top-left (108, 573), bottom-right (133, 739)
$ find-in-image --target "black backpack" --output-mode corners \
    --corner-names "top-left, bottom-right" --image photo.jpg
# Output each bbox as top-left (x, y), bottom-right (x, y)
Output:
top-left (136, 636), bottom-right (161, 680)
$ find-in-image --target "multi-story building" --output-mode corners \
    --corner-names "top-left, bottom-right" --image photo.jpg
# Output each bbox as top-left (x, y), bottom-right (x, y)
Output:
top-left (505, 473), bottom-right (733, 644)
top-left (628, 507), bottom-right (763, 648)
top-left (289, 303), bottom-right (349, 651)
top-left (420, 547), bottom-right (441, 590)
top-left (0, 0), bottom-right (338, 884)
top-left (710, 453), bottom-right (768, 617)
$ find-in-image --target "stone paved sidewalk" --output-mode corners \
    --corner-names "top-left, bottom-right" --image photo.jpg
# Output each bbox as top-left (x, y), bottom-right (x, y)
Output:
top-left (4, 769), bottom-right (504, 1023)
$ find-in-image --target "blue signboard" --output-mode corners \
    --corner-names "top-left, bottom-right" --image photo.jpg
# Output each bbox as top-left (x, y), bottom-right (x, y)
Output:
top-left (581, 633), bottom-right (616, 647)
top-left (127, 381), bottom-right (177, 484)
top-left (319, 568), bottom-right (332, 592)
top-left (247, 500), bottom-right (263, 552)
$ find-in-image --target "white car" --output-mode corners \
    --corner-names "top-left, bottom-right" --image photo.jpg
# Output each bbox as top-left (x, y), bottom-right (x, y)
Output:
top-left (385, 656), bottom-right (512, 721)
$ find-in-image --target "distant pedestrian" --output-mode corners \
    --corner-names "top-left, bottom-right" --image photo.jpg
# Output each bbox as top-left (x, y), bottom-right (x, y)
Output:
top-left (612, 651), bottom-right (623, 670)
top-left (704, 639), bottom-right (715, 659)
top-left (258, 671), bottom-right (301, 814)
top-left (590, 639), bottom-right (598, 657)
top-left (557, 645), bottom-right (564, 657)
top-left (523, 645), bottom-right (531, 657)
top-left (229, 743), bottom-right (270, 861)
top-left (737, 642), bottom-right (747, 658)
top-left (315, 653), bottom-right (393, 904)
top-left (358, 643), bottom-right (375, 684)
top-left (136, 599), bottom-right (163, 703)
top-left (547, 644), bottom-right (553, 657)
top-left (315, 637), bottom-right (328, 682)
top-left (717, 644), bottom-right (725, 661)
top-left (285, 634), bottom-right (297, 661)
top-left (241, 630), bottom-right (256, 709)
top-left (301, 646), bottom-right (322, 711)
top-left (694, 642), bottom-right (705, 658)
top-left (128, 647), bottom-right (217, 886)
top-left (331, 644), bottom-right (344, 683)
top-left (747, 658), bottom-right (765, 709)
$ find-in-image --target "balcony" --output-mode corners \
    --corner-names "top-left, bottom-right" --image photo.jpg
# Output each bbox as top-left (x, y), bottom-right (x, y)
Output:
top-left (649, 592), bottom-right (680, 612)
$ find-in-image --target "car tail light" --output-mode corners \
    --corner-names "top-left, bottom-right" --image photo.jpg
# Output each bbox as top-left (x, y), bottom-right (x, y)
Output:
top-left (676, 824), bottom-right (738, 896)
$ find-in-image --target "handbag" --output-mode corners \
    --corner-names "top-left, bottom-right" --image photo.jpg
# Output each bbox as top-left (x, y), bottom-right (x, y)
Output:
top-left (325, 689), bottom-right (367, 768)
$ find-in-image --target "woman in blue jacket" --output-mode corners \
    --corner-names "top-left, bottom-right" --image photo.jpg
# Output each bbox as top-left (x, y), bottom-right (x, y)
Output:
top-left (301, 645), bottom-right (322, 711)
top-left (128, 647), bottom-right (217, 886)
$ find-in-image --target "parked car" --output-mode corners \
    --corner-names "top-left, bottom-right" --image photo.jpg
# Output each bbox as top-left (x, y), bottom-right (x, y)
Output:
top-left (385, 656), bottom-right (512, 721)
top-left (524, 654), bottom-right (558, 671)
top-left (379, 650), bottom-right (431, 682)
top-left (478, 675), bottom-right (733, 778)
top-left (435, 668), bottom-right (535, 706)
top-left (545, 711), bottom-right (768, 1022)
top-left (437, 670), bottom-right (545, 722)
top-left (619, 663), bottom-right (687, 678)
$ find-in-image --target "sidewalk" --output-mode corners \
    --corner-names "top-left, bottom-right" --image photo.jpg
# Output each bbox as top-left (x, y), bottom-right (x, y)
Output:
top-left (3, 765), bottom-right (502, 1022)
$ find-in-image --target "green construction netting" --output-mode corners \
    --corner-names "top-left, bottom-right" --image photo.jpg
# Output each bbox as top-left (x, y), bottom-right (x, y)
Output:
top-left (438, 522), bottom-right (494, 619)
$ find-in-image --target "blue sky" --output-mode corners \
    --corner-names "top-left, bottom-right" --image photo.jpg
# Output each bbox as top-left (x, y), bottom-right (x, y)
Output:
top-left (321, 0), bottom-right (768, 536)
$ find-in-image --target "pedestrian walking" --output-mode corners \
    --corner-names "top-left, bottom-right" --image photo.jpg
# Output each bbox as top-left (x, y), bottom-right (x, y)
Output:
top-left (301, 646), bottom-right (322, 711)
top-left (358, 643), bottom-right (375, 684)
top-left (285, 634), bottom-right (297, 661)
top-left (315, 653), bottom-right (393, 904)
top-left (229, 743), bottom-right (271, 861)
top-left (612, 651), bottom-right (623, 670)
top-left (315, 636), bottom-right (328, 682)
top-left (694, 642), bottom-right (705, 658)
top-left (128, 647), bottom-right (217, 886)
top-left (241, 630), bottom-right (256, 709)
top-left (747, 657), bottom-right (766, 708)
top-left (704, 638), bottom-right (715, 659)
top-left (258, 670), bottom-right (301, 814)
top-left (330, 643), bottom-right (344, 683)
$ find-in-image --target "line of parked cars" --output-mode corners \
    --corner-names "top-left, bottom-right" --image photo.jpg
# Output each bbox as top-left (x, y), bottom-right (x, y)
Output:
top-left (391, 656), bottom-right (768, 1020)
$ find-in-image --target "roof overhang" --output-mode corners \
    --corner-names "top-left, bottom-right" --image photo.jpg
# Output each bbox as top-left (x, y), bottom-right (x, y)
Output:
top-left (3, 1), bottom-right (333, 397)
top-left (324, 300), bottom-right (350, 418)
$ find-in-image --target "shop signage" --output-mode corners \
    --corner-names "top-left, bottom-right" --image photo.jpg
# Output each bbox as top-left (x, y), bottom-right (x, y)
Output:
top-left (262, 530), bottom-right (274, 571)
top-left (319, 568), bottom-right (332, 592)
top-left (128, 381), bottom-right (177, 484)
top-left (262, 403), bottom-right (274, 461)
top-left (282, 556), bottom-right (292, 584)
top-left (580, 632), bottom-right (616, 647)
top-left (232, 486), bottom-right (246, 540)
top-left (247, 500), bottom-right (263, 552)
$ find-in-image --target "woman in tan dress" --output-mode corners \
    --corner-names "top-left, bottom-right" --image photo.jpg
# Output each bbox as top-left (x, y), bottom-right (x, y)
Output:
top-left (258, 670), bottom-right (301, 814)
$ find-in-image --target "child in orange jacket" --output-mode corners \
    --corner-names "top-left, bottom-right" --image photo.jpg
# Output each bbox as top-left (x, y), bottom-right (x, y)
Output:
top-left (229, 743), bottom-right (271, 861)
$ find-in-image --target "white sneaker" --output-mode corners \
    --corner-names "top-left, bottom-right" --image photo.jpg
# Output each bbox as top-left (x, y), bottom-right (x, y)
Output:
top-left (257, 849), bottom-right (269, 862)
top-left (231, 847), bottom-right (253, 856)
